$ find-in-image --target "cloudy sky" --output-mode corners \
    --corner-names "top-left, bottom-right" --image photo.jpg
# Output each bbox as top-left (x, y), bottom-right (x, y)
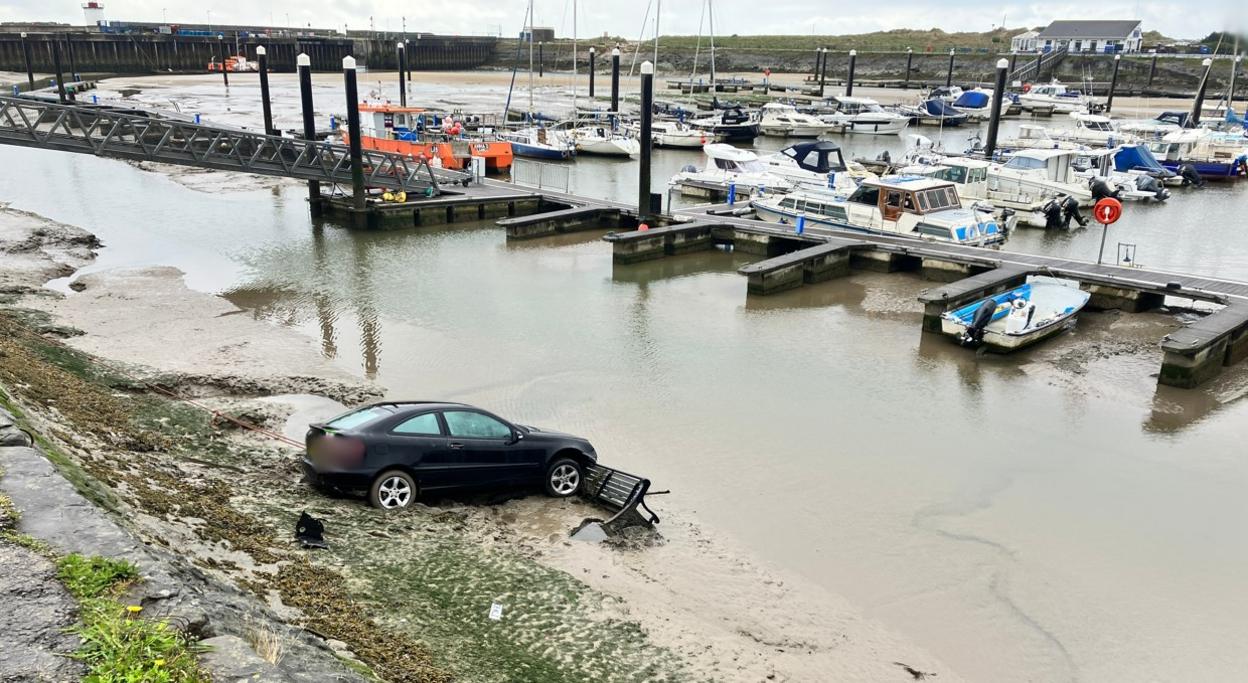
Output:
top-left (5, 1), bottom-right (1240, 41)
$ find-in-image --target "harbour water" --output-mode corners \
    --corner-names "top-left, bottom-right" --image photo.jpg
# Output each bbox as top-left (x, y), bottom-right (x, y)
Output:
top-left (4, 73), bottom-right (1248, 681)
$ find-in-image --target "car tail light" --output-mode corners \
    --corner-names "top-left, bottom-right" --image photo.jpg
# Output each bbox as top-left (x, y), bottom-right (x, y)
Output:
top-left (308, 431), bottom-right (366, 468)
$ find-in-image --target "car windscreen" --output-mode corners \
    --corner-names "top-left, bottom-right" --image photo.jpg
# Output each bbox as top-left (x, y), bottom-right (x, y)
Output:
top-left (325, 405), bottom-right (396, 430)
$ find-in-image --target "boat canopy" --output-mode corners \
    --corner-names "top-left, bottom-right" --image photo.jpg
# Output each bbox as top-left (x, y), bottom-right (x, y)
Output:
top-left (1156, 111), bottom-right (1191, 128)
top-left (953, 90), bottom-right (991, 108)
top-left (923, 99), bottom-right (964, 117)
top-left (779, 141), bottom-right (848, 173)
top-left (1113, 145), bottom-right (1170, 175)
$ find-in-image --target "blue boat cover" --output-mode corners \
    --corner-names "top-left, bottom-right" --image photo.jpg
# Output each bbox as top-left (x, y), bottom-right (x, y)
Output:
top-left (923, 99), bottom-right (966, 118)
top-left (1113, 145), bottom-right (1169, 175)
top-left (953, 91), bottom-right (990, 108)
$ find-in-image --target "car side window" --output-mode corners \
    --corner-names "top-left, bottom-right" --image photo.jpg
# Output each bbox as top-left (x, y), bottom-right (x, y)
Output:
top-left (443, 411), bottom-right (512, 439)
top-left (392, 413), bottom-right (442, 436)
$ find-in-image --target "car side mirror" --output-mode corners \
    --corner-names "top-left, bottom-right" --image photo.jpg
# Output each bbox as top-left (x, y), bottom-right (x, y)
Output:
top-left (508, 430), bottom-right (524, 445)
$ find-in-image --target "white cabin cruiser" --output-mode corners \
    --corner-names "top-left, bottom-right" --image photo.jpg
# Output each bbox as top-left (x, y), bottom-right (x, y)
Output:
top-left (669, 143), bottom-right (793, 198)
top-left (1053, 112), bottom-right (1136, 147)
top-left (820, 97), bottom-right (911, 135)
top-left (751, 175), bottom-right (1008, 246)
top-left (758, 103), bottom-right (835, 137)
top-left (650, 120), bottom-right (720, 148)
top-left (989, 148), bottom-right (1094, 207)
top-left (1070, 148), bottom-right (1171, 201)
top-left (756, 140), bottom-right (876, 194)
top-left (941, 276), bottom-right (1091, 352)
top-left (1018, 82), bottom-right (1097, 114)
top-left (569, 124), bottom-right (640, 157)
top-left (997, 124), bottom-right (1087, 152)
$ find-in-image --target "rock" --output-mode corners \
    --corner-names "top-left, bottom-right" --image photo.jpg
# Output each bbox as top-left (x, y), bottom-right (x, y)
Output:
top-left (0, 428), bottom-right (31, 447)
top-left (0, 544), bottom-right (87, 682)
top-left (198, 635), bottom-right (292, 683)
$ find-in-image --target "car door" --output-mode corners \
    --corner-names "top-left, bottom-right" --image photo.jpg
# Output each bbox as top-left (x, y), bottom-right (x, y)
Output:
top-left (383, 411), bottom-right (456, 490)
top-left (441, 410), bottom-right (518, 487)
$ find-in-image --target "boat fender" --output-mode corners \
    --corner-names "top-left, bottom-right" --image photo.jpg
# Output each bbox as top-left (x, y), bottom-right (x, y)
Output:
top-left (963, 299), bottom-right (998, 345)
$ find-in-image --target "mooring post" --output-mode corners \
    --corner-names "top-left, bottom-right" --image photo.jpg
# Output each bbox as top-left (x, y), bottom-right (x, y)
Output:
top-left (904, 47), bottom-right (913, 89)
top-left (588, 47), bottom-right (596, 97)
top-left (50, 40), bottom-right (67, 103)
top-left (1009, 53), bottom-right (1017, 78)
top-left (1106, 54), bottom-right (1121, 113)
top-left (813, 47), bottom-right (822, 86)
top-left (297, 53), bottom-right (322, 217)
top-left (539, 41), bottom-right (544, 78)
top-left (343, 56), bottom-right (366, 213)
top-left (257, 46), bottom-right (274, 135)
top-left (638, 60), bottom-right (655, 223)
top-left (846, 49), bottom-right (857, 97)
top-left (396, 42), bottom-right (407, 107)
top-left (946, 48), bottom-right (955, 87)
top-left (20, 33), bottom-right (34, 91)
top-left (984, 58), bottom-right (1008, 161)
top-left (611, 47), bottom-right (620, 113)
top-left (1034, 51), bottom-right (1043, 82)
top-left (1190, 57), bottom-right (1213, 125)
top-left (217, 34), bottom-right (229, 87)
top-left (818, 47), bottom-right (828, 98)
top-left (1147, 50), bottom-right (1158, 88)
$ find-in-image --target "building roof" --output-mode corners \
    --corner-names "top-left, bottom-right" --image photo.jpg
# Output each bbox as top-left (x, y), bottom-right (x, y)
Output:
top-left (1012, 30), bottom-right (1039, 39)
top-left (1038, 20), bottom-right (1141, 39)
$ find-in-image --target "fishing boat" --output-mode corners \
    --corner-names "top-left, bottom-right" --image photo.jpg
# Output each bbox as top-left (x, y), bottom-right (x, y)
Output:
top-left (750, 176), bottom-right (1009, 246)
top-left (650, 120), bottom-right (719, 148)
top-left (688, 107), bottom-right (761, 142)
top-left (758, 102), bottom-right (836, 137)
top-left (1018, 82), bottom-right (1097, 114)
top-left (669, 143), bottom-right (791, 198)
top-left (756, 140), bottom-right (875, 193)
top-left (940, 276), bottom-right (1091, 352)
top-left (353, 103), bottom-right (513, 172)
top-left (498, 126), bottom-right (577, 160)
top-left (819, 97), bottom-right (910, 135)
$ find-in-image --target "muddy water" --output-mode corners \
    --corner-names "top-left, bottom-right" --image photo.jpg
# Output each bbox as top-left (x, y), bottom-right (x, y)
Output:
top-left (3, 73), bottom-right (1248, 681)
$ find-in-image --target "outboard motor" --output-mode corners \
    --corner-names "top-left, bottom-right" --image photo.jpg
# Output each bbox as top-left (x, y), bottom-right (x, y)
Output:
top-left (961, 299), bottom-right (998, 345)
top-left (1042, 197), bottom-right (1064, 230)
top-left (877, 150), bottom-right (892, 164)
top-left (1134, 174), bottom-right (1169, 201)
top-left (680, 164), bottom-right (698, 173)
top-left (1089, 177), bottom-right (1120, 202)
top-left (1178, 163), bottom-right (1205, 187)
top-left (1062, 195), bottom-right (1087, 229)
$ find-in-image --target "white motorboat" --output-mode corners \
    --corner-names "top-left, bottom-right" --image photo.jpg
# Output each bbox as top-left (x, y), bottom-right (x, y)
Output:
top-left (996, 124), bottom-right (1088, 152)
top-left (758, 103), bottom-right (836, 137)
top-left (1070, 148), bottom-right (1171, 201)
top-left (750, 175), bottom-right (1008, 246)
top-left (669, 143), bottom-right (793, 198)
top-left (1116, 111), bottom-right (1188, 140)
top-left (1018, 82), bottom-right (1097, 114)
top-left (570, 124), bottom-right (640, 157)
top-left (650, 120), bottom-right (720, 148)
top-left (940, 275), bottom-right (1091, 352)
top-left (928, 86), bottom-right (964, 104)
top-left (820, 97), bottom-right (911, 135)
top-left (950, 88), bottom-right (1018, 121)
top-left (756, 140), bottom-right (876, 194)
top-left (989, 148), bottom-right (1094, 207)
top-left (1053, 112), bottom-right (1137, 147)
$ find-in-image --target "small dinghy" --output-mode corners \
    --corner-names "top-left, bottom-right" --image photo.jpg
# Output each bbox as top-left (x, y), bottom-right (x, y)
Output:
top-left (941, 276), bottom-right (1090, 352)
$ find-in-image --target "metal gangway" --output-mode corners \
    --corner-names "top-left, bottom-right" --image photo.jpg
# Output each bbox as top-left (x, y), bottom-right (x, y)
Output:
top-left (0, 95), bottom-right (471, 195)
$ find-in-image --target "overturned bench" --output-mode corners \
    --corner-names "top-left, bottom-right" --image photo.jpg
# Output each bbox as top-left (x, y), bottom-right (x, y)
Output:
top-left (575, 464), bottom-right (660, 538)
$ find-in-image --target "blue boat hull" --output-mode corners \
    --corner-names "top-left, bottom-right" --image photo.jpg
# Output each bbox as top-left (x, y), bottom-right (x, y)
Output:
top-left (1161, 159), bottom-right (1244, 179)
top-left (510, 142), bottom-right (574, 160)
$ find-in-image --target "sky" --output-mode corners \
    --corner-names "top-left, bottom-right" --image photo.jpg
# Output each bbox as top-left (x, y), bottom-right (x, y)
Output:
top-left (3, 1), bottom-right (1240, 42)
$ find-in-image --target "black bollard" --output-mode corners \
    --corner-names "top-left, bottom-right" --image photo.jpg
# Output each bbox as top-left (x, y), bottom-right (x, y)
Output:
top-left (1106, 54), bottom-right (1121, 113)
top-left (611, 47), bottom-right (620, 113)
top-left (20, 33), bottom-right (34, 91)
top-left (846, 49), bottom-right (857, 97)
top-left (297, 53), bottom-right (322, 216)
top-left (1033, 51), bottom-right (1043, 82)
top-left (638, 61), bottom-right (655, 222)
top-left (257, 46), bottom-right (274, 135)
top-left (539, 41), bottom-right (544, 78)
top-left (904, 47), bottom-right (913, 89)
top-left (1147, 50), bottom-right (1158, 87)
top-left (51, 40), bottom-right (67, 103)
top-left (396, 42), bottom-right (407, 107)
top-left (813, 47), bottom-right (822, 87)
top-left (343, 56), bottom-right (366, 213)
top-left (1190, 57), bottom-right (1213, 125)
top-left (818, 47), bottom-right (828, 98)
top-left (406, 39), bottom-right (413, 82)
top-left (983, 58), bottom-right (1008, 161)
top-left (946, 48), bottom-right (955, 87)
top-left (588, 47), bottom-right (596, 97)
top-left (217, 35), bottom-right (229, 87)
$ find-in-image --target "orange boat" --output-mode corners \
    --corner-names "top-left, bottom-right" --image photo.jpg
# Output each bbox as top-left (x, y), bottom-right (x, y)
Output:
top-left (354, 103), bottom-right (513, 173)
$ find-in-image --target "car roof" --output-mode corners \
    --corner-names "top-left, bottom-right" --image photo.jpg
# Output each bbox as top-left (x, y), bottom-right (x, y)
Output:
top-left (362, 401), bottom-right (473, 412)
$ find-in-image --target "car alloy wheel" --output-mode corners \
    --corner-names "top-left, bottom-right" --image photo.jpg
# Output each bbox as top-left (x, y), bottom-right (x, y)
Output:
top-left (549, 463), bottom-right (580, 496)
top-left (377, 475), bottom-right (412, 509)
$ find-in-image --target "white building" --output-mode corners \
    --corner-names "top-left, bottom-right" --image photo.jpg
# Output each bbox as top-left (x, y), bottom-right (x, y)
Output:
top-left (81, 1), bottom-right (105, 27)
top-left (1010, 30), bottom-right (1040, 53)
top-left (1036, 20), bottom-right (1143, 54)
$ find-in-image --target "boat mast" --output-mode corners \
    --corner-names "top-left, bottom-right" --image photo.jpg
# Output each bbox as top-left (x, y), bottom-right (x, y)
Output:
top-left (528, 0), bottom-right (534, 116)
top-left (708, 0), bottom-right (716, 93)
top-left (653, 0), bottom-right (660, 73)
top-left (572, 0), bottom-right (578, 111)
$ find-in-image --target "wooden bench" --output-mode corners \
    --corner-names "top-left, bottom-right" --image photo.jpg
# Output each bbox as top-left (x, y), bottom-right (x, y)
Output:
top-left (580, 464), bottom-right (660, 534)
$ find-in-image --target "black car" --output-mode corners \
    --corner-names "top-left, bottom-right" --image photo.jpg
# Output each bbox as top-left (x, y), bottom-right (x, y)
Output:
top-left (302, 401), bottom-right (598, 509)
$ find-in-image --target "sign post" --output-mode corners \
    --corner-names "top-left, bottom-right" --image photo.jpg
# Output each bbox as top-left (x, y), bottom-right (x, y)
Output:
top-left (1093, 197), bottom-right (1123, 265)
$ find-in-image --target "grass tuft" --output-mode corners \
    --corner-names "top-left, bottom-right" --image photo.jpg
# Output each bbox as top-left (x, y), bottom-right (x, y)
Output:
top-left (56, 553), bottom-right (139, 601)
